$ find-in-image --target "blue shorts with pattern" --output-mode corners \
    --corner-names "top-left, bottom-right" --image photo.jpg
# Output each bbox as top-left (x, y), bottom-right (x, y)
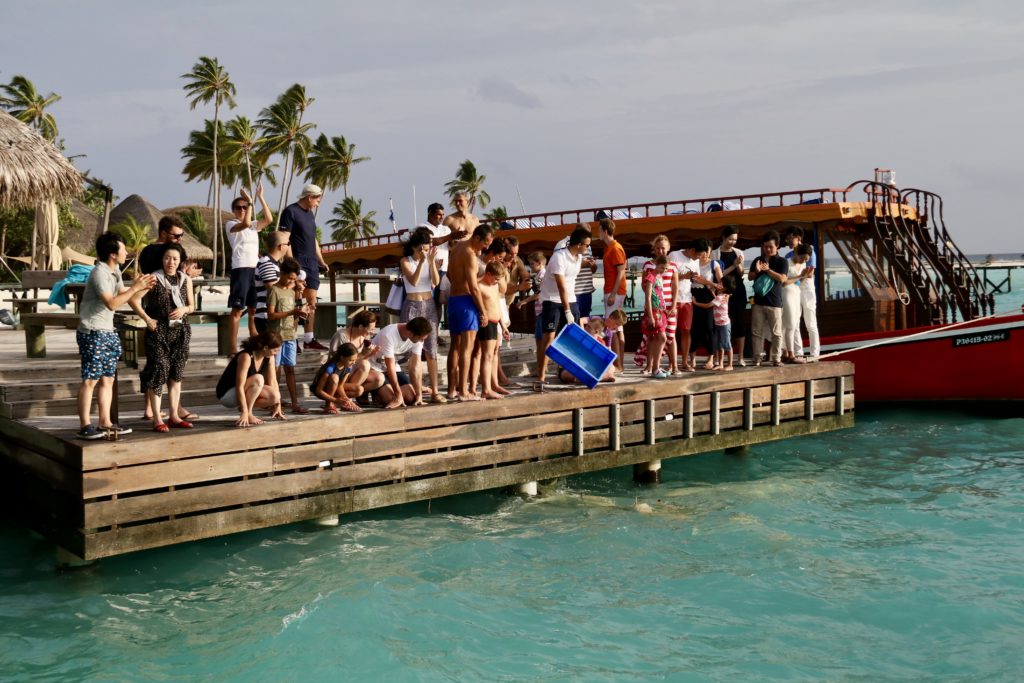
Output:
top-left (77, 329), bottom-right (122, 380)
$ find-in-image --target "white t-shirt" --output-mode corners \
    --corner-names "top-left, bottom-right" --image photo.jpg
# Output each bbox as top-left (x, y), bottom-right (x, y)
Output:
top-left (370, 323), bottom-right (423, 371)
top-left (225, 219), bottom-right (260, 269)
top-left (402, 256), bottom-right (434, 294)
top-left (420, 222), bottom-right (451, 271)
top-left (540, 249), bottom-right (581, 304)
top-left (668, 250), bottom-right (699, 303)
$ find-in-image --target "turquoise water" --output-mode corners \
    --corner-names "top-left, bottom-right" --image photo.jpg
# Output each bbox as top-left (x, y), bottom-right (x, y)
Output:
top-left (2, 407), bottom-right (1023, 682)
top-left (2, 280), bottom-right (1022, 682)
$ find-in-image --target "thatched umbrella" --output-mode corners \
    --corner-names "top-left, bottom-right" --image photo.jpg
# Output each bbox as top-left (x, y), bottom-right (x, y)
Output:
top-left (34, 200), bottom-right (62, 269)
top-left (1, 110), bottom-right (83, 271)
top-left (109, 194), bottom-right (214, 262)
top-left (0, 109), bottom-right (81, 208)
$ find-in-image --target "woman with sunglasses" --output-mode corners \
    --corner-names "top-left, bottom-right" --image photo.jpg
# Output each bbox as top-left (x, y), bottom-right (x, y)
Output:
top-left (225, 184), bottom-right (274, 352)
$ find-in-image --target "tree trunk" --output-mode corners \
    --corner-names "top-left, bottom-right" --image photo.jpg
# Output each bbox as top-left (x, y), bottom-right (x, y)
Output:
top-left (275, 145), bottom-right (293, 229)
top-left (212, 100), bottom-right (221, 277)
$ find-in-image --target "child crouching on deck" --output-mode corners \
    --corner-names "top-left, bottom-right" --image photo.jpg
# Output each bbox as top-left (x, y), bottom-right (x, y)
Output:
top-left (311, 343), bottom-right (362, 413)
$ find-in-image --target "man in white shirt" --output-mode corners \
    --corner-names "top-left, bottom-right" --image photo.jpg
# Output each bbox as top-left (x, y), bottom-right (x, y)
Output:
top-left (536, 225), bottom-right (592, 382)
top-left (224, 184), bottom-right (273, 351)
top-left (370, 317), bottom-right (431, 409)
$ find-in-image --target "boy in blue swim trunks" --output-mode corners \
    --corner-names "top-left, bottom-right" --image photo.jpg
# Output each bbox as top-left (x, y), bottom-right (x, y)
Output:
top-left (445, 224), bottom-right (495, 400)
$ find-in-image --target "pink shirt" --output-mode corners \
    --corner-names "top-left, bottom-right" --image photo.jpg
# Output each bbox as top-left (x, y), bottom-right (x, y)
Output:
top-left (642, 260), bottom-right (677, 308)
top-left (712, 294), bottom-right (731, 326)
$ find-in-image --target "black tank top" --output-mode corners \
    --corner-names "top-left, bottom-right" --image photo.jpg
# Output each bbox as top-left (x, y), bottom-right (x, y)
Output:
top-left (216, 352), bottom-right (257, 399)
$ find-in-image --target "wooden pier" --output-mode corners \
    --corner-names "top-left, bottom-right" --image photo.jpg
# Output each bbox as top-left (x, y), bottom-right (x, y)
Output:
top-left (0, 360), bottom-right (854, 561)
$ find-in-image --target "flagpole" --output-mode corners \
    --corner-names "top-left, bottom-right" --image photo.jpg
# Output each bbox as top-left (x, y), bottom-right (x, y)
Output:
top-left (412, 185), bottom-right (418, 225)
top-left (389, 197), bottom-right (397, 233)
top-left (516, 184), bottom-right (527, 214)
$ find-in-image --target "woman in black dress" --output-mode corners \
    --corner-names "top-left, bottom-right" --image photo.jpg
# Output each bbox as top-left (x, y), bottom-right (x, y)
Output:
top-left (714, 226), bottom-right (749, 366)
top-left (132, 243), bottom-right (194, 432)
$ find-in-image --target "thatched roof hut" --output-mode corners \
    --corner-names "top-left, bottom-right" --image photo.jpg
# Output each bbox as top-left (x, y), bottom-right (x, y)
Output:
top-left (162, 204), bottom-right (234, 232)
top-left (0, 109), bottom-right (81, 208)
top-left (109, 194), bottom-right (214, 261)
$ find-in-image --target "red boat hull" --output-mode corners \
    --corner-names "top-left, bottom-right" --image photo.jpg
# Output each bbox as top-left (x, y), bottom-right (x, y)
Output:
top-left (818, 314), bottom-right (1024, 402)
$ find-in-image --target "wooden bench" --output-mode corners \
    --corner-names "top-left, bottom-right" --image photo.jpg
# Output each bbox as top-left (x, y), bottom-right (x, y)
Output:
top-left (313, 300), bottom-right (384, 340)
top-left (11, 270), bottom-right (67, 316)
top-left (21, 309), bottom-right (240, 359)
top-left (20, 311), bottom-right (80, 357)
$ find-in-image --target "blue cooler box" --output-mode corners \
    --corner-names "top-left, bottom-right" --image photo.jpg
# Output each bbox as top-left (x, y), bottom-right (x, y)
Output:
top-left (545, 323), bottom-right (617, 389)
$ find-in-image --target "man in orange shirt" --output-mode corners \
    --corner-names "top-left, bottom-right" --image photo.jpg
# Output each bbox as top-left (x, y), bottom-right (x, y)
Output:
top-left (599, 218), bottom-right (627, 369)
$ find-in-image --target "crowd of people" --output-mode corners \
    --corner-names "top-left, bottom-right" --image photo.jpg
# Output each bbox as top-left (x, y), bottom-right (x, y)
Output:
top-left (72, 185), bottom-right (819, 438)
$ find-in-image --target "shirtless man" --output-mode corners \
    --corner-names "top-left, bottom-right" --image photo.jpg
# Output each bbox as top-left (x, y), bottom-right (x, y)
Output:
top-left (442, 191), bottom-right (479, 240)
top-left (446, 224), bottom-right (495, 400)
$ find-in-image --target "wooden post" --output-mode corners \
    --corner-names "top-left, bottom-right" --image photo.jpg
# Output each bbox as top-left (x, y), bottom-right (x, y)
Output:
top-left (217, 316), bottom-right (234, 356)
top-left (835, 375), bottom-right (846, 416)
top-left (771, 384), bottom-right (781, 426)
top-left (329, 268), bottom-right (337, 302)
top-left (312, 515), bottom-right (339, 526)
top-left (515, 481), bottom-right (538, 496)
top-left (572, 407), bottom-right (584, 456)
top-left (56, 546), bottom-right (94, 568)
top-left (743, 387), bottom-right (753, 431)
top-left (608, 403), bottom-right (620, 452)
top-left (804, 379), bottom-right (815, 421)
top-left (644, 399), bottom-right (655, 445)
top-left (25, 322), bottom-right (45, 358)
top-left (633, 460), bottom-right (662, 484)
top-left (710, 391), bottom-right (721, 436)
top-left (683, 394), bottom-right (694, 438)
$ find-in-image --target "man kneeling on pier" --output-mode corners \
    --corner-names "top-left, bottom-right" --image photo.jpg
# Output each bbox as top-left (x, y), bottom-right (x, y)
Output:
top-left (369, 316), bottom-right (432, 409)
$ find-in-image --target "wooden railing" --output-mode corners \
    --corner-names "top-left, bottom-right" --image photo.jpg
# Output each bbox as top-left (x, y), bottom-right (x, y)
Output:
top-left (321, 186), bottom-right (852, 252)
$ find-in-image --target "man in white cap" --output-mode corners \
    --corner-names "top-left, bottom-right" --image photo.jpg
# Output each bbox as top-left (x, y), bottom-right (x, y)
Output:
top-left (279, 183), bottom-right (330, 350)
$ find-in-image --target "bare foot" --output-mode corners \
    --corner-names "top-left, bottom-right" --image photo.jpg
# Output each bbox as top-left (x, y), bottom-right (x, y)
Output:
top-left (482, 391), bottom-right (504, 400)
top-left (461, 393), bottom-right (482, 401)
top-left (724, 365), bottom-right (734, 371)
top-left (494, 385), bottom-right (512, 395)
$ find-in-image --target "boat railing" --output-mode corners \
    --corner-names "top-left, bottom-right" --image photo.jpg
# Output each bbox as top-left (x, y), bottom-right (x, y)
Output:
top-left (321, 186), bottom-right (851, 252)
top-left (902, 188), bottom-right (994, 318)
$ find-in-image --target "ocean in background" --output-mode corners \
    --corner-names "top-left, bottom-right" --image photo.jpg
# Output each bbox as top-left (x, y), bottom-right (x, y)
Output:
top-left (0, 275), bottom-right (1021, 682)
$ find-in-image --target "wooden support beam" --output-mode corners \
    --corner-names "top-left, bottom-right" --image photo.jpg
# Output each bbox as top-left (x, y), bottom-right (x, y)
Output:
top-left (771, 384), bottom-right (781, 426)
top-left (572, 407), bottom-right (584, 456)
top-left (683, 394), bottom-right (694, 438)
top-left (710, 391), bottom-right (721, 436)
top-left (644, 399), bottom-right (655, 445)
top-left (743, 388), bottom-right (753, 431)
top-left (805, 380), bottom-right (815, 421)
top-left (608, 403), bottom-right (620, 452)
top-left (835, 375), bottom-right (846, 416)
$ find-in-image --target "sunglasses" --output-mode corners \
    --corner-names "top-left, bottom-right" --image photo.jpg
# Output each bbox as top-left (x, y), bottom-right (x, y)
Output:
top-left (169, 232), bottom-right (185, 239)
top-left (233, 204), bottom-right (250, 210)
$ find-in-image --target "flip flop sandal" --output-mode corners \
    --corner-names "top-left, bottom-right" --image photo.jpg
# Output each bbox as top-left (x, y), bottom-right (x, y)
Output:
top-left (153, 423), bottom-right (170, 433)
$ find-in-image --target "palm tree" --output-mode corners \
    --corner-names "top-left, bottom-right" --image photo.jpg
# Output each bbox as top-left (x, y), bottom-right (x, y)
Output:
top-left (180, 119), bottom-right (234, 198)
top-left (177, 207), bottom-right (210, 246)
top-left (306, 134), bottom-right (370, 199)
top-left (1, 75), bottom-right (61, 141)
top-left (482, 205), bottom-right (509, 225)
top-left (326, 197), bottom-right (377, 243)
top-left (181, 57), bottom-right (237, 276)
top-left (257, 84), bottom-right (316, 224)
top-left (224, 115), bottom-right (267, 197)
top-left (111, 216), bottom-right (152, 270)
top-left (444, 159), bottom-right (491, 212)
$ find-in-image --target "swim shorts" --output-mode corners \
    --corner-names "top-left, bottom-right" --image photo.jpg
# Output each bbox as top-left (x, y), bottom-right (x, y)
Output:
top-left (448, 294), bottom-right (479, 334)
top-left (478, 321), bottom-right (499, 341)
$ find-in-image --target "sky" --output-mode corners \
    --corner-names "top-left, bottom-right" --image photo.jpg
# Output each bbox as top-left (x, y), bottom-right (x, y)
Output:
top-left (3, 0), bottom-right (1023, 253)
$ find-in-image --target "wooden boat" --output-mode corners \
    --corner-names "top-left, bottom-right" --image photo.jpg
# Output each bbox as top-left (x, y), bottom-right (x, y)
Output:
top-left (322, 173), bottom-right (1024, 404)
